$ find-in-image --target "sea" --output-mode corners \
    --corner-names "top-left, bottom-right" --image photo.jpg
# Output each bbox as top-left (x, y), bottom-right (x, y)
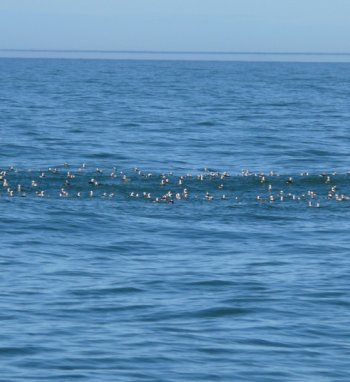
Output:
top-left (1, 54), bottom-right (350, 381)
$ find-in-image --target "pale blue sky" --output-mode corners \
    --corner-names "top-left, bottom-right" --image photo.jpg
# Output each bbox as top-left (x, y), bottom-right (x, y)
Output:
top-left (1, 0), bottom-right (350, 52)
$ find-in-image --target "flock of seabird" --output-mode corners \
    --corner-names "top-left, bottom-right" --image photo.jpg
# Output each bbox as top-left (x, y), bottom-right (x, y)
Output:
top-left (1, 164), bottom-right (350, 207)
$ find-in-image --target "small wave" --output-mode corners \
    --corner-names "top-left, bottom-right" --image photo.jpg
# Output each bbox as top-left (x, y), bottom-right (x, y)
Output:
top-left (71, 287), bottom-right (144, 297)
top-left (188, 280), bottom-right (236, 287)
top-left (239, 339), bottom-right (293, 349)
top-left (196, 121), bottom-right (217, 126)
top-left (195, 306), bottom-right (251, 318)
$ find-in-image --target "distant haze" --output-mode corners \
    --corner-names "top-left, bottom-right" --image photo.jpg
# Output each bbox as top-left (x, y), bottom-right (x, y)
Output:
top-left (1, 0), bottom-right (350, 53)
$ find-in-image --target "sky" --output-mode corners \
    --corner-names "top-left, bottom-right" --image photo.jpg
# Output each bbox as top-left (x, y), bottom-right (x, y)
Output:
top-left (1, 0), bottom-right (350, 53)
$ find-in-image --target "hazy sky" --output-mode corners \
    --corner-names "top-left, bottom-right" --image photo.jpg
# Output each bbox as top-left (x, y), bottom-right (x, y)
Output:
top-left (1, 0), bottom-right (350, 52)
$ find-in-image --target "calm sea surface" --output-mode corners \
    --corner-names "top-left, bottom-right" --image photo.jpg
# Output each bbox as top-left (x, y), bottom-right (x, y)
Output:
top-left (1, 58), bottom-right (350, 381)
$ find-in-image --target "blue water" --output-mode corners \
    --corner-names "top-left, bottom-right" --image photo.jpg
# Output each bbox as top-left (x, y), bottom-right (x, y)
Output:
top-left (1, 58), bottom-right (350, 381)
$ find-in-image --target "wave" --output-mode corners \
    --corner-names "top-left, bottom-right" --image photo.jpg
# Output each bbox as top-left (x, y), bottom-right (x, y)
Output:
top-left (1, 166), bottom-right (349, 207)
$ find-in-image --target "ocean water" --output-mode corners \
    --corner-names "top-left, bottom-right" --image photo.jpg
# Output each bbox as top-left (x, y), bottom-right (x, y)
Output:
top-left (1, 58), bottom-right (350, 381)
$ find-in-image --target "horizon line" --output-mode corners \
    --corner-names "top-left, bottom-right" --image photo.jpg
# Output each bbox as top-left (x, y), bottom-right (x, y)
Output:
top-left (1, 49), bottom-right (350, 56)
